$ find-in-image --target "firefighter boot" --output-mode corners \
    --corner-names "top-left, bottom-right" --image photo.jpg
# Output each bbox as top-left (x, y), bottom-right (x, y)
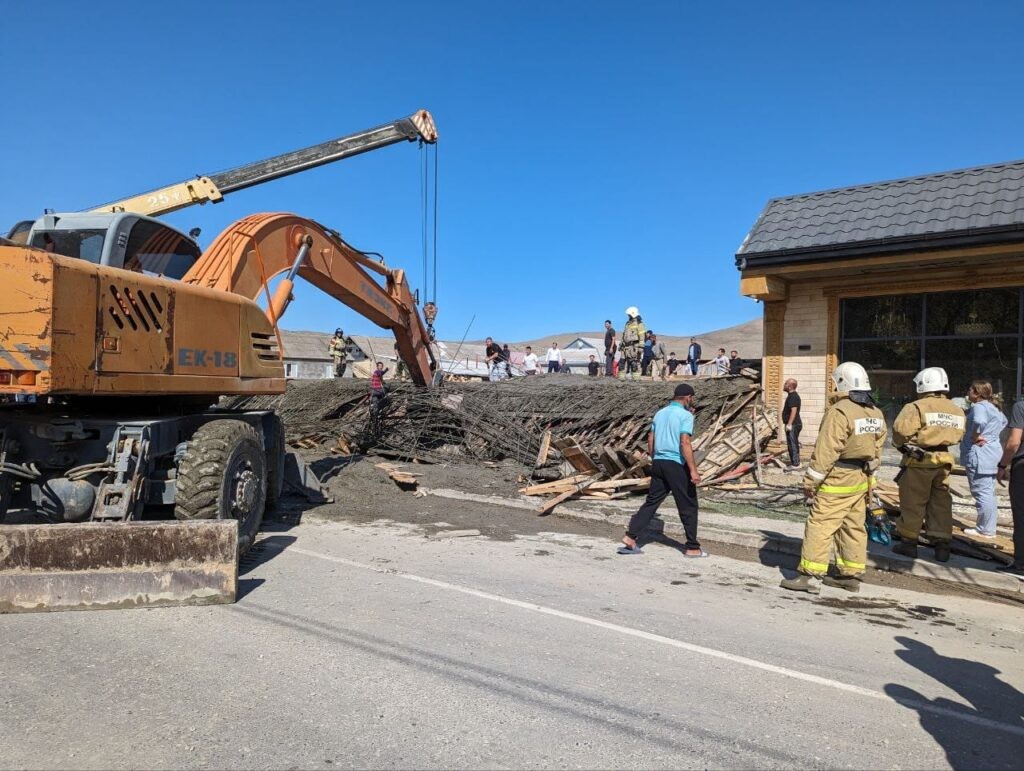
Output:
top-left (780, 574), bottom-right (821, 594)
top-left (822, 575), bottom-right (862, 593)
top-left (933, 542), bottom-right (951, 563)
top-left (892, 540), bottom-right (918, 559)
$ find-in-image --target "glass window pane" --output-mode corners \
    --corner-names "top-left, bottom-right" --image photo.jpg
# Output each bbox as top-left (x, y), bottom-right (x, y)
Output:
top-left (840, 339), bottom-right (921, 423)
top-left (925, 338), bottom-right (1017, 406)
top-left (842, 295), bottom-right (922, 339)
top-left (925, 288), bottom-right (1019, 337)
top-left (124, 220), bottom-right (200, 280)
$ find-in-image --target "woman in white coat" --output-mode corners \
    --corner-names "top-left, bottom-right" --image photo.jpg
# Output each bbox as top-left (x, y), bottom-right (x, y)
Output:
top-left (961, 380), bottom-right (1007, 538)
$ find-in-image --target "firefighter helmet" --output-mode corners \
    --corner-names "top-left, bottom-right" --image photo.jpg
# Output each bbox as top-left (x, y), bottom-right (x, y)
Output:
top-left (913, 367), bottom-right (949, 394)
top-left (831, 362), bottom-right (871, 394)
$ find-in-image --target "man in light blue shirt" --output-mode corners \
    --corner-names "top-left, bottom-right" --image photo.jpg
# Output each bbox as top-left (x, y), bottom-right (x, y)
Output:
top-left (619, 383), bottom-right (705, 556)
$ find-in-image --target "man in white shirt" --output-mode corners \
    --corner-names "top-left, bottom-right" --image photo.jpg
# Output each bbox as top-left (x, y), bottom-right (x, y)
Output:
top-left (546, 343), bottom-right (563, 374)
top-left (714, 348), bottom-right (730, 376)
top-left (523, 346), bottom-right (539, 375)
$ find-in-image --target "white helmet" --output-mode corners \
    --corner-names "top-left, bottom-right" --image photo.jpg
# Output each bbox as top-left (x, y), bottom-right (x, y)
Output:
top-left (831, 362), bottom-right (871, 394)
top-left (913, 367), bottom-right (949, 394)
top-left (625, 306), bottom-right (640, 318)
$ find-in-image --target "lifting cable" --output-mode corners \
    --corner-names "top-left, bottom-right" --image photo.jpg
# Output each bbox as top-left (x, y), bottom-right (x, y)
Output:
top-left (418, 140), bottom-right (440, 306)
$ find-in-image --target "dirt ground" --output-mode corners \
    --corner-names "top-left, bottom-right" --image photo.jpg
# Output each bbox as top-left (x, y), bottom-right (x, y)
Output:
top-left (277, 452), bottom-right (1024, 609)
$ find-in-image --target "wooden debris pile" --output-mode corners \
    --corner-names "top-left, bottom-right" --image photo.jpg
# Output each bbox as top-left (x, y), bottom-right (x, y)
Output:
top-left (519, 387), bottom-right (778, 514)
top-left (226, 375), bottom-right (765, 467)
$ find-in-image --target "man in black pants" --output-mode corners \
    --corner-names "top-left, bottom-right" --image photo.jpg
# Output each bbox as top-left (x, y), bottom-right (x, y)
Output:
top-left (603, 320), bottom-right (617, 377)
top-left (996, 399), bottom-right (1024, 576)
top-left (783, 378), bottom-right (802, 470)
top-left (619, 383), bottom-right (705, 557)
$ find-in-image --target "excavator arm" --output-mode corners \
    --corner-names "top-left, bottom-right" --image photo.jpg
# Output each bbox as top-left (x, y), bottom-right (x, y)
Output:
top-left (89, 111), bottom-right (437, 217)
top-left (184, 213), bottom-right (437, 386)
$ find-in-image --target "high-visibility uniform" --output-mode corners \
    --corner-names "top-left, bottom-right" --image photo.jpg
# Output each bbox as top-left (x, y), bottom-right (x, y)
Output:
top-left (892, 394), bottom-right (965, 544)
top-left (799, 394), bottom-right (887, 578)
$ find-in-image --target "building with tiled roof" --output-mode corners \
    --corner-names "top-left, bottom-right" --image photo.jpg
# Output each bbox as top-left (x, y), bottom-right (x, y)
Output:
top-left (739, 159), bottom-right (1024, 442)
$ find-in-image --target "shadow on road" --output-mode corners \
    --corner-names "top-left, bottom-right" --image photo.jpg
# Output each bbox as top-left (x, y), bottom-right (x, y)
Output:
top-left (240, 534), bottom-right (298, 576)
top-left (884, 636), bottom-right (1024, 768)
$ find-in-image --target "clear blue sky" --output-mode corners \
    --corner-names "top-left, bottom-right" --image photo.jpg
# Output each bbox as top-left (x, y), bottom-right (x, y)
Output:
top-left (3, 1), bottom-right (1023, 342)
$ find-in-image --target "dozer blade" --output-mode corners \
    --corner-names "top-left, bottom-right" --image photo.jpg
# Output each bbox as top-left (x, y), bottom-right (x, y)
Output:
top-left (0, 521), bottom-right (238, 613)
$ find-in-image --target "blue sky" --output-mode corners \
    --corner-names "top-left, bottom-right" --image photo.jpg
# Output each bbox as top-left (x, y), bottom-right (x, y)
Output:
top-left (3, 1), bottom-right (1023, 342)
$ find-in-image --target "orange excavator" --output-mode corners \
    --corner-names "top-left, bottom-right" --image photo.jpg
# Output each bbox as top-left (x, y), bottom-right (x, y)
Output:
top-left (0, 111), bottom-right (438, 612)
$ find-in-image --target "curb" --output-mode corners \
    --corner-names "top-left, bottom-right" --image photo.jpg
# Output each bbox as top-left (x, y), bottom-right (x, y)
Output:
top-left (423, 487), bottom-right (1023, 595)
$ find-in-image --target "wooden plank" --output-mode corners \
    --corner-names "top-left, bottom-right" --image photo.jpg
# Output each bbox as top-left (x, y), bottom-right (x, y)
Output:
top-left (587, 477), bottom-right (651, 491)
top-left (519, 473), bottom-right (595, 496)
top-left (554, 436), bottom-right (601, 473)
top-left (535, 430), bottom-right (552, 466)
top-left (538, 475), bottom-right (604, 515)
top-left (600, 446), bottom-right (626, 476)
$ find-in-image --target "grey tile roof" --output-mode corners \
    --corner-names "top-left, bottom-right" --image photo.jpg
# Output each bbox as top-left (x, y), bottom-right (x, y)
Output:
top-left (738, 159), bottom-right (1024, 263)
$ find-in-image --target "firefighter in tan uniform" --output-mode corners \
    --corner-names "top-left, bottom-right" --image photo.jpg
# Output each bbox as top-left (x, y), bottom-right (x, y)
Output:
top-left (328, 328), bottom-right (348, 378)
top-left (619, 307), bottom-right (646, 380)
top-left (891, 367), bottom-right (965, 563)
top-left (781, 362), bottom-right (886, 594)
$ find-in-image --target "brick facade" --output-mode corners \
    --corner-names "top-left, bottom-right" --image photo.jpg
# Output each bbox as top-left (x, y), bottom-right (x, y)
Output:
top-left (776, 285), bottom-right (830, 441)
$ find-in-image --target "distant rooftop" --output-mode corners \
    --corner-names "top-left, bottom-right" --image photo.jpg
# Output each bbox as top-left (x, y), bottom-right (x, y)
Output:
top-left (738, 159), bottom-right (1024, 266)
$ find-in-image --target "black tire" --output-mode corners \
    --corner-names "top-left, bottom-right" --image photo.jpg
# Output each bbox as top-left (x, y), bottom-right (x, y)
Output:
top-left (175, 420), bottom-right (266, 555)
top-left (265, 413), bottom-right (285, 505)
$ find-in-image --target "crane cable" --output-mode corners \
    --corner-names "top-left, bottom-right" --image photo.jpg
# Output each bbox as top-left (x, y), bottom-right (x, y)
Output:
top-left (418, 140), bottom-right (439, 306)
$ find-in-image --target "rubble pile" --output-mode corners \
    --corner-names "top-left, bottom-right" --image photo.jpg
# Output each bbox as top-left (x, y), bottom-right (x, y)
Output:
top-left (229, 375), bottom-right (779, 511)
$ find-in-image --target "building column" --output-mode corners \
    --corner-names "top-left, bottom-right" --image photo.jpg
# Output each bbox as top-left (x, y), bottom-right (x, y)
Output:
top-left (825, 293), bottom-right (839, 397)
top-left (762, 300), bottom-right (787, 439)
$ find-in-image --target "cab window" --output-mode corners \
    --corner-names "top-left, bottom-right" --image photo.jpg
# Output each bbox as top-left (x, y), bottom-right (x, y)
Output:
top-left (123, 220), bottom-right (200, 280)
top-left (30, 229), bottom-right (106, 262)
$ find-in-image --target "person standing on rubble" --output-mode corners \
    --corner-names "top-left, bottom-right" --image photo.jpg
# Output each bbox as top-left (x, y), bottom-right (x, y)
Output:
top-left (620, 307), bottom-right (646, 379)
top-left (618, 383), bottom-right (706, 557)
top-left (780, 362), bottom-right (886, 594)
top-left (603, 320), bottom-right (617, 377)
top-left (545, 342), bottom-right (563, 374)
top-left (485, 337), bottom-right (507, 382)
top-left (328, 328), bottom-right (348, 378)
top-left (890, 367), bottom-right (966, 563)
top-left (369, 361), bottom-right (389, 417)
top-left (649, 332), bottom-right (668, 381)
top-left (523, 346), bottom-right (539, 376)
top-left (687, 338), bottom-right (702, 376)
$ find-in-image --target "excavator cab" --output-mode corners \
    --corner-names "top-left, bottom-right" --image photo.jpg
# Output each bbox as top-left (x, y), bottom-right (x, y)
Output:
top-left (24, 212), bottom-right (200, 279)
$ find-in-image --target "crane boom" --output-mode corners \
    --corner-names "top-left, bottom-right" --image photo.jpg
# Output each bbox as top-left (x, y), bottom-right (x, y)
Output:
top-left (89, 110), bottom-right (437, 217)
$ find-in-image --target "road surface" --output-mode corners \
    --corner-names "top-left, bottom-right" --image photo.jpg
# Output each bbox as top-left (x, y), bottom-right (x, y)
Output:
top-left (2, 512), bottom-right (1022, 769)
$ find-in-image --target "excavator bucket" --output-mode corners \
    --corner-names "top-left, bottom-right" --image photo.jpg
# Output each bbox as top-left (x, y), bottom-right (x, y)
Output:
top-left (0, 521), bottom-right (238, 613)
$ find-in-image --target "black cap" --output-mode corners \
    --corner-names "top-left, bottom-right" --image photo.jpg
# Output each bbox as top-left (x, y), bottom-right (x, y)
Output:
top-left (673, 383), bottom-right (695, 398)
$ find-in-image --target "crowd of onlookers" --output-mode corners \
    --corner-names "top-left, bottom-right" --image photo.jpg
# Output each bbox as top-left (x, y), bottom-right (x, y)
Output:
top-left (481, 323), bottom-right (748, 381)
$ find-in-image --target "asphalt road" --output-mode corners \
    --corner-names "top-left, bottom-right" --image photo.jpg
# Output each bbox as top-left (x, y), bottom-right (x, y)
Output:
top-left (2, 513), bottom-right (1023, 769)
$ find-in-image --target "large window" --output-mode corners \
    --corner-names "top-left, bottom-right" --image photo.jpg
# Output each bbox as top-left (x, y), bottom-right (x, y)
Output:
top-left (123, 220), bottom-right (200, 280)
top-left (840, 288), bottom-right (1023, 415)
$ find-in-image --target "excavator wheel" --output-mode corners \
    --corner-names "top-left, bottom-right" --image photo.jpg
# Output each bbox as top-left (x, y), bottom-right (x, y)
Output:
top-left (175, 420), bottom-right (266, 555)
top-left (265, 413), bottom-right (285, 506)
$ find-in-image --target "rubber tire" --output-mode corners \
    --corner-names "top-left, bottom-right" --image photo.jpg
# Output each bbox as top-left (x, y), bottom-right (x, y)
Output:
top-left (175, 419), bottom-right (266, 555)
top-left (265, 413), bottom-right (285, 505)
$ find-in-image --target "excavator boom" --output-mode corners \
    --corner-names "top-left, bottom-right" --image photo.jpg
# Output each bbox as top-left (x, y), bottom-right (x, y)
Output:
top-left (89, 110), bottom-right (437, 217)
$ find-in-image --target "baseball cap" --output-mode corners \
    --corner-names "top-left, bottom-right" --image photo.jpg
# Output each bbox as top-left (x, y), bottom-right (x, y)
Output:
top-left (673, 383), bottom-right (695, 398)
